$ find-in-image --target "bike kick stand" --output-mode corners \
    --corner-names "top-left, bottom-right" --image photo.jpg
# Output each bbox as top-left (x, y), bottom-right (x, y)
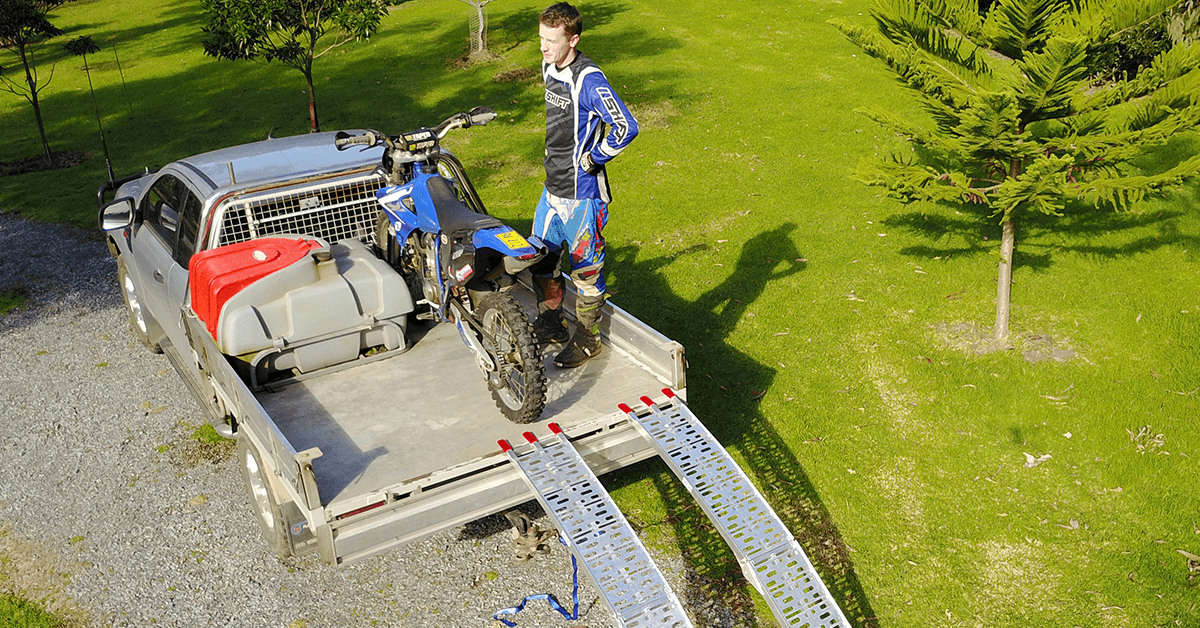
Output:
top-left (499, 389), bottom-right (850, 628)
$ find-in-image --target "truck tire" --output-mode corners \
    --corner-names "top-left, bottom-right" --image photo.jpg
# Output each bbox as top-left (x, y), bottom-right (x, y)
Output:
top-left (116, 256), bottom-right (162, 354)
top-left (477, 292), bottom-right (547, 424)
top-left (238, 437), bottom-right (292, 559)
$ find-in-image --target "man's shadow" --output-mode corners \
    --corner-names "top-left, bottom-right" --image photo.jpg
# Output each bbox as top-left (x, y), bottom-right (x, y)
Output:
top-left (608, 223), bottom-right (879, 627)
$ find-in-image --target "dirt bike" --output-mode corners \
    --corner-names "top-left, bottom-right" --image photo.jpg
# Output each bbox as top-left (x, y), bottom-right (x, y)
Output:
top-left (335, 107), bottom-right (549, 423)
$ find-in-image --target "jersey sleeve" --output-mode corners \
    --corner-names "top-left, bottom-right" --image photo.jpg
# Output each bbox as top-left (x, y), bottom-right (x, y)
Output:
top-left (580, 72), bottom-right (639, 166)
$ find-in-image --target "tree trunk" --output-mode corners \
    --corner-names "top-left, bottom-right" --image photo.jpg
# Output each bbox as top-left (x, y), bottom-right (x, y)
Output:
top-left (305, 68), bottom-right (319, 133)
top-left (993, 218), bottom-right (1016, 344)
top-left (474, 3), bottom-right (486, 53)
top-left (19, 46), bottom-right (52, 162)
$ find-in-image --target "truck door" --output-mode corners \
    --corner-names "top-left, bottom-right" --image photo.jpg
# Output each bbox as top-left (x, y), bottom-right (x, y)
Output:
top-left (130, 173), bottom-right (189, 353)
top-left (166, 184), bottom-right (206, 384)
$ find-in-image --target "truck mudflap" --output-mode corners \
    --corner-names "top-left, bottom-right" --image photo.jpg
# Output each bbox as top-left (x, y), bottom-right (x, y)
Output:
top-left (504, 391), bottom-right (851, 628)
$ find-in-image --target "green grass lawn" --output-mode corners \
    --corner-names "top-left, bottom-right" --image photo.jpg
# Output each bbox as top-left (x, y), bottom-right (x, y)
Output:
top-left (0, 593), bottom-right (63, 628)
top-left (3, 0), bottom-right (1199, 626)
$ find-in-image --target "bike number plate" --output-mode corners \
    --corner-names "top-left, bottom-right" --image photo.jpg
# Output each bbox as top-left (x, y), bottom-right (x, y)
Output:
top-left (496, 231), bottom-right (531, 250)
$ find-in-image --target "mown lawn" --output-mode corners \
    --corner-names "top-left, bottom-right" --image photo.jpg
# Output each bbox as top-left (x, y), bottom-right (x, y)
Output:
top-left (3, 0), bottom-right (1198, 626)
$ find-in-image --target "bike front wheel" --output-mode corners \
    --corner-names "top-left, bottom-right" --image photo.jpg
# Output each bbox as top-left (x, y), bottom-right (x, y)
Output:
top-left (477, 292), bottom-right (547, 424)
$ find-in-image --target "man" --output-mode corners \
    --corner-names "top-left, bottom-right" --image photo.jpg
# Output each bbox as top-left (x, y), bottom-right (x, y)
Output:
top-left (530, 2), bottom-right (639, 368)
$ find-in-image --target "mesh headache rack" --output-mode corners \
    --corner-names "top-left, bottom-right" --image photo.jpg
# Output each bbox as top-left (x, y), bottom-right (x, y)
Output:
top-left (213, 170), bottom-right (386, 248)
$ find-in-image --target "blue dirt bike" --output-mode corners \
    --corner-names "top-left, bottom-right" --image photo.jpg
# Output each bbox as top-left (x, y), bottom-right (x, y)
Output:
top-left (334, 107), bottom-right (549, 423)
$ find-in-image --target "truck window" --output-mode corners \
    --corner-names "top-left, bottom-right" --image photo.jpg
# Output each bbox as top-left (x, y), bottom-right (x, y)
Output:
top-left (142, 175), bottom-right (183, 250)
top-left (175, 190), bottom-right (203, 269)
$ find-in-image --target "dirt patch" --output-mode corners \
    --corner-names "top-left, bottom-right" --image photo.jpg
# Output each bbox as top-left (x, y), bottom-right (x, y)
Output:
top-left (1019, 334), bottom-right (1078, 364)
top-left (933, 322), bottom-right (1079, 363)
top-left (161, 421), bottom-right (235, 468)
top-left (0, 151), bottom-right (90, 177)
top-left (0, 525), bottom-right (88, 626)
top-left (492, 66), bottom-right (537, 83)
top-left (631, 99), bottom-right (679, 130)
top-left (871, 458), bottom-right (926, 529)
top-left (973, 540), bottom-right (1066, 623)
top-left (447, 50), bottom-right (502, 70)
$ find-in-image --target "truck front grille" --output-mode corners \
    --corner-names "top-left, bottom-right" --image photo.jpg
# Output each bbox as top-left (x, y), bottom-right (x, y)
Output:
top-left (215, 172), bottom-right (386, 248)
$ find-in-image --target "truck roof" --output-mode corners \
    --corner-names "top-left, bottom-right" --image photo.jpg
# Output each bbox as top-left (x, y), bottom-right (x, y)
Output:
top-left (177, 131), bottom-right (383, 195)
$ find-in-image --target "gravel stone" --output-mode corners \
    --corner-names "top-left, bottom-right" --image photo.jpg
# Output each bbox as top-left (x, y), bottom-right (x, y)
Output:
top-left (0, 211), bottom-right (750, 627)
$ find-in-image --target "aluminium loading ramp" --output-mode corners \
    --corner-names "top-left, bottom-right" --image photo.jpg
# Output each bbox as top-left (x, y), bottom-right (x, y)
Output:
top-left (500, 424), bottom-right (694, 628)
top-left (500, 391), bottom-right (850, 628)
top-left (621, 390), bottom-right (849, 627)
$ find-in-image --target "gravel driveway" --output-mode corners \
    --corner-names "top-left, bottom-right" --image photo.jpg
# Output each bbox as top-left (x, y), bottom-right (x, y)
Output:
top-left (0, 211), bottom-right (744, 628)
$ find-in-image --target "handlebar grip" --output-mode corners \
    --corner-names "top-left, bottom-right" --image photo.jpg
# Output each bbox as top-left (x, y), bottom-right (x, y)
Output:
top-left (334, 131), bottom-right (377, 149)
top-left (468, 106), bottom-right (497, 127)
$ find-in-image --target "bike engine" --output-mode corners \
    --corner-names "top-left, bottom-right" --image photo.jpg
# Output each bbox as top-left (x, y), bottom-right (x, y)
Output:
top-left (418, 233), bottom-right (441, 305)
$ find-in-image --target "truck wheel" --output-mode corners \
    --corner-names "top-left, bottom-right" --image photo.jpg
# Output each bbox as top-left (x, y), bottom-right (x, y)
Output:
top-left (116, 256), bottom-right (162, 354)
top-left (478, 292), bottom-right (547, 424)
top-left (238, 437), bottom-right (292, 559)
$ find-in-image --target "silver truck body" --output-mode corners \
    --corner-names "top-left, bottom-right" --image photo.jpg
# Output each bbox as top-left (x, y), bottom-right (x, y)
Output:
top-left (99, 132), bottom-right (685, 566)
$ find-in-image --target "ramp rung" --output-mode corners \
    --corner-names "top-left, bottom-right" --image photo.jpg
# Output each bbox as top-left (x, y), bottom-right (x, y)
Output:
top-left (622, 390), bottom-right (851, 628)
top-left (500, 425), bottom-right (693, 628)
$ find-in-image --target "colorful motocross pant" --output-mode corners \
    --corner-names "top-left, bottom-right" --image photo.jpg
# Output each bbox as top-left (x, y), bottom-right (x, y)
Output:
top-left (531, 189), bottom-right (608, 300)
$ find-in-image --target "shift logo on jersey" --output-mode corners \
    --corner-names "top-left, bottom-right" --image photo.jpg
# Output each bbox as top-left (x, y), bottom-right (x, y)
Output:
top-left (546, 90), bottom-right (570, 110)
top-left (596, 87), bottom-right (628, 144)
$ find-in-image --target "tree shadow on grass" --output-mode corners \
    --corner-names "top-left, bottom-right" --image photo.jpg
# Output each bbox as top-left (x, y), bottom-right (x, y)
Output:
top-left (3, 0), bottom-right (687, 217)
top-left (879, 138), bottom-right (1200, 276)
top-left (1, 0), bottom-right (691, 338)
top-left (884, 199), bottom-right (1200, 282)
top-left (60, 0), bottom-right (208, 63)
top-left (606, 224), bottom-right (879, 627)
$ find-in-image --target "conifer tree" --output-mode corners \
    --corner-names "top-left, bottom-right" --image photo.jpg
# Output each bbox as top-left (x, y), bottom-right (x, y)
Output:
top-left (831, 0), bottom-right (1200, 344)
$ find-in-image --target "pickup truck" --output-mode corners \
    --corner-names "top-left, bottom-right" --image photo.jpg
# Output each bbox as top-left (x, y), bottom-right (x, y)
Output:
top-left (97, 129), bottom-right (686, 566)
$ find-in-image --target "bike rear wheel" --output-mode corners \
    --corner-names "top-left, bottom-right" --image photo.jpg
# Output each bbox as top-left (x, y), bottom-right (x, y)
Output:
top-left (477, 292), bottom-right (547, 424)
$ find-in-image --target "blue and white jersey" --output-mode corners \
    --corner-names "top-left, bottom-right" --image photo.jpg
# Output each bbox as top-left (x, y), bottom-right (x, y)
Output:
top-left (543, 51), bottom-right (639, 203)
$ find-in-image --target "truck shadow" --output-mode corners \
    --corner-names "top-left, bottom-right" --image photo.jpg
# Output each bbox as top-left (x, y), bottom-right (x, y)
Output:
top-left (257, 381), bottom-right (389, 504)
top-left (0, 213), bottom-right (123, 335)
top-left (604, 224), bottom-right (880, 627)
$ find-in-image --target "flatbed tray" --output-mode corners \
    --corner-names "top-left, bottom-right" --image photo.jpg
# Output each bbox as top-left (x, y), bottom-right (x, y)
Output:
top-left (256, 318), bottom-right (669, 506)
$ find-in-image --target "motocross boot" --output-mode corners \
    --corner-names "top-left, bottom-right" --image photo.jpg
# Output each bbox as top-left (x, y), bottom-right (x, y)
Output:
top-left (532, 275), bottom-right (569, 345)
top-left (532, 307), bottom-right (570, 345)
top-left (554, 294), bottom-right (604, 368)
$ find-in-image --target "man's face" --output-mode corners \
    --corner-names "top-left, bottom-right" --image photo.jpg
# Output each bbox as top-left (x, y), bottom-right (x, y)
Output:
top-left (539, 22), bottom-right (578, 69)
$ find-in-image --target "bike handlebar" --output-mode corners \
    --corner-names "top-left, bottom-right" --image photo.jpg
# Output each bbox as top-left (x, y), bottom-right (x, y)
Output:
top-left (333, 106), bottom-right (497, 152)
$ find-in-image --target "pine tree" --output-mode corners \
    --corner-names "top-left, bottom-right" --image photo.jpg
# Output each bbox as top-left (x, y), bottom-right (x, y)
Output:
top-left (830, 0), bottom-right (1200, 344)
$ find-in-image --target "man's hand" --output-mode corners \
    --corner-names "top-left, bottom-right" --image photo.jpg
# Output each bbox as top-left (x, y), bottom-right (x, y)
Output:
top-left (580, 152), bottom-right (603, 175)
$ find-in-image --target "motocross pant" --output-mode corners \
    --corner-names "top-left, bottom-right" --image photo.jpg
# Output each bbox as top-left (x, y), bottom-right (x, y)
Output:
top-left (530, 190), bottom-right (608, 316)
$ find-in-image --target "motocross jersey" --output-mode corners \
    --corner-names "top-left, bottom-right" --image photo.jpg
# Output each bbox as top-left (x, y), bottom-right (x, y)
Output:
top-left (543, 51), bottom-right (639, 203)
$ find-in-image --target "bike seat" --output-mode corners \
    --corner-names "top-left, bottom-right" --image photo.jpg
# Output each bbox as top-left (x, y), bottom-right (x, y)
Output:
top-left (425, 176), bottom-right (501, 234)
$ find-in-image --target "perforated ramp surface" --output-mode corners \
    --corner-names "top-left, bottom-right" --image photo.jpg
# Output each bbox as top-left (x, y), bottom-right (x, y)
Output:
top-left (621, 390), bottom-right (851, 628)
top-left (500, 425), bottom-right (693, 628)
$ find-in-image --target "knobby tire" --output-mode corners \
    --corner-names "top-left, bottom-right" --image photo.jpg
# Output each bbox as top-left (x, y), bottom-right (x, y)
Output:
top-left (477, 292), bottom-right (547, 424)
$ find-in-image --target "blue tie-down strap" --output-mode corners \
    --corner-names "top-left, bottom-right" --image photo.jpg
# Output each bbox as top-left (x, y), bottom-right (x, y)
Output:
top-left (493, 537), bottom-right (579, 627)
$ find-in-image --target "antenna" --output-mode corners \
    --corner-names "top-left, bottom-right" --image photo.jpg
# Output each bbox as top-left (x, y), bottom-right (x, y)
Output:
top-left (65, 36), bottom-right (115, 183)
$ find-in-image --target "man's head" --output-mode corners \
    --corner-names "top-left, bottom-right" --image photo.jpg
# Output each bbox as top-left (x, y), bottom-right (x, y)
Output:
top-left (540, 3), bottom-right (582, 37)
top-left (539, 3), bottom-right (581, 69)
